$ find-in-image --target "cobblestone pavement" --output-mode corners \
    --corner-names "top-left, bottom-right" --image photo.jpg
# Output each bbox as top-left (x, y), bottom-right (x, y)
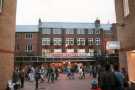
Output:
top-left (20, 74), bottom-right (91, 90)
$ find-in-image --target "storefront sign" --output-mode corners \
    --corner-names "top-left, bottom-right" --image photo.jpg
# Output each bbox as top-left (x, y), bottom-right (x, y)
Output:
top-left (43, 53), bottom-right (91, 58)
top-left (106, 41), bottom-right (120, 50)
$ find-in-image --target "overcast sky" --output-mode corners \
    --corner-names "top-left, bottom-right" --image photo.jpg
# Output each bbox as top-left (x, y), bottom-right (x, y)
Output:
top-left (16, 0), bottom-right (116, 25)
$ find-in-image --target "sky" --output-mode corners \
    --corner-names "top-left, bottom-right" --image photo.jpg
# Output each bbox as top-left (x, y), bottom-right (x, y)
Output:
top-left (16, 0), bottom-right (116, 25)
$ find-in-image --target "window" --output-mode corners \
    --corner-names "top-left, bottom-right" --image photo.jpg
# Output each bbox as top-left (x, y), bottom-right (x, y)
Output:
top-left (123, 0), bottom-right (129, 17)
top-left (42, 28), bottom-right (51, 34)
top-left (77, 49), bottom-right (85, 53)
top-left (25, 44), bottom-right (32, 52)
top-left (65, 38), bottom-right (74, 45)
top-left (66, 49), bottom-right (74, 53)
top-left (88, 29), bottom-right (93, 34)
top-left (53, 38), bottom-right (62, 45)
top-left (0, 0), bottom-right (3, 13)
top-left (77, 29), bottom-right (85, 34)
top-left (89, 49), bottom-right (94, 56)
top-left (95, 30), bottom-right (100, 34)
top-left (16, 33), bottom-right (20, 39)
top-left (88, 38), bottom-right (94, 45)
top-left (53, 28), bottom-right (61, 34)
top-left (95, 38), bottom-right (100, 45)
top-left (54, 49), bottom-right (62, 53)
top-left (42, 38), bottom-right (50, 45)
top-left (25, 33), bottom-right (32, 39)
top-left (42, 49), bottom-right (51, 57)
top-left (77, 38), bottom-right (85, 45)
top-left (66, 29), bottom-right (74, 34)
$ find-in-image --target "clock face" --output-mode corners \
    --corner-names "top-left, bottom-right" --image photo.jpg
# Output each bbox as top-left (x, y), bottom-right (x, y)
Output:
top-left (0, 0), bottom-right (3, 13)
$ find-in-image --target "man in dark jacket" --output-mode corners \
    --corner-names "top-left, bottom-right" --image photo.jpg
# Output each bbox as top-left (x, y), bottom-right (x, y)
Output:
top-left (98, 64), bottom-right (116, 90)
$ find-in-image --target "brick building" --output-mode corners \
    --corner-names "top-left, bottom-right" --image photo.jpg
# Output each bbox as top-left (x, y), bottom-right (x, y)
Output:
top-left (115, 0), bottom-right (135, 82)
top-left (15, 19), bottom-right (116, 64)
top-left (15, 25), bottom-right (41, 64)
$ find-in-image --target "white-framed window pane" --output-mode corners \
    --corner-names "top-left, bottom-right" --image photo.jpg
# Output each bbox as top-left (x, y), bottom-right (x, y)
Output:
top-left (95, 38), bottom-right (100, 45)
top-left (53, 28), bottom-right (61, 34)
top-left (42, 38), bottom-right (50, 45)
top-left (66, 29), bottom-right (74, 34)
top-left (77, 29), bottom-right (85, 34)
top-left (42, 28), bottom-right (51, 34)
top-left (123, 0), bottom-right (129, 17)
top-left (88, 29), bottom-right (93, 34)
top-left (53, 38), bottom-right (62, 45)
top-left (65, 38), bottom-right (74, 45)
top-left (66, 49), bottom-right (74, 53)
top-left (77, 49), bottom-right (85, 53)
top-left (89, 49), bottom-right (94, 56)
top-left (25, 33), bottom-right (32, 39)
top-left (54, 49), bottom-right (62, 53)
top-left (77, 38), bottom-right (85, 45)
top-left (42, 49), bottom-right (51, 57)
top-left (25, 44), bottom-right (32, 52)
top-left (88, 38), bottom-right (94, 45)
top-left (95, 30), bottom-right (100, 34)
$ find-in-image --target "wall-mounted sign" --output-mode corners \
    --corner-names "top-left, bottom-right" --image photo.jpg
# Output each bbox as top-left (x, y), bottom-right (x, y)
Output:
top-left (42, 53), bottom-right (91, 58)
top-left (0, 0), bottom-right (3, 13)
top-left (106, 41), bottom-right (120, 50)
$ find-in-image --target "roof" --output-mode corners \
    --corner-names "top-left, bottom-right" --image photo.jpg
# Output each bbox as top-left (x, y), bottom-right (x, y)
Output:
top-left (40, 22), bottom-right (112, 30)
top-left (16, 25), bottom-right (38, 32)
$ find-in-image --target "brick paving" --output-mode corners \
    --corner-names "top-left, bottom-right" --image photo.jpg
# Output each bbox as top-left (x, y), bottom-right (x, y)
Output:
top-left (20, 74), bottom-right (91, 90)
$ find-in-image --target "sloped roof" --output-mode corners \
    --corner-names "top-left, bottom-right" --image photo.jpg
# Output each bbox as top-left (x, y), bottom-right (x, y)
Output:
top-left (40, 22), bottom-right (112, 30)
top-left (16, 25), bottom-right (38, 32)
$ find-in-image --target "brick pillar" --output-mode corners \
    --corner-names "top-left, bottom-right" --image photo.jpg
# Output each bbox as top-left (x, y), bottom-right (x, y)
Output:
top-left (0, 0), bottom-right (16, 89)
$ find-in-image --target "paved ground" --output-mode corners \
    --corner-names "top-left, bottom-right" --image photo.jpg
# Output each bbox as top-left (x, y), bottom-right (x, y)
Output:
top-left (20, 74), bottom-right (91, 90)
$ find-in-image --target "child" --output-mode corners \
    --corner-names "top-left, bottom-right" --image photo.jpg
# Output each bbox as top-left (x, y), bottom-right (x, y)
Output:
top-left (90, 76), bottom-right (101, 90)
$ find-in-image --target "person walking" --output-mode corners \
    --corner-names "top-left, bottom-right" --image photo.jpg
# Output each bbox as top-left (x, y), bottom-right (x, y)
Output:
top-left (98, 64), bottom-right (116, 90)
top-left (20, 69), bottom-right (25, 88)
top-left (35, 67), bottom-right (40, 90)
top-left (113, 65), bottom-right (125, 90)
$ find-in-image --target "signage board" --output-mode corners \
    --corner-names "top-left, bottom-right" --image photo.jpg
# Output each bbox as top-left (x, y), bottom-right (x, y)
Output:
top-left (106, 41), bottom-right (120, 50)
top-left (43, 53), bottom-right (91, 58)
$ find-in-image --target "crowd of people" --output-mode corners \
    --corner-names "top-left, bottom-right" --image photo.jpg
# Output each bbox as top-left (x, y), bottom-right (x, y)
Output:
top-left (7, 63), bottom-right (129, 90)
top-left (89, 64), bottom-right (129, 90)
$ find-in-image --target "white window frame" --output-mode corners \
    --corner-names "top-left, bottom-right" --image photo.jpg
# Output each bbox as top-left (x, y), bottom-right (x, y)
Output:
top-left (25, 33), bottom-right (32, 39)
top-left (42, 28), bottom-right (51, 34)
top-left (53, 28), bottom-right (61, 34)
top-left (89, 49), bottom-right (94, 56)
top-left (95, 38), bottom-right (100, 45)
top-left (66, 29), bottom-right (74, 34)
top-left (53, 38), bottom-right (62, 45)
top-left (54, 49), bottom-right (62, 53)
top-left (25, 44), bottom-right (32, 52)
top-left (88, 38), bottom-right (94, 45)
top-left (42, 38), bottom-right (50, 45)
top-left (77, 49), bottom-right (85, 53)
top-left (88, 29), bottom-right (93, 34)
top-left (42, 49), bottom-right (51, 57)
top-left (95, 30), bottom-right (100, 34)
top-left (65, 38), bottom-right (74, 45)
top-left (77, 29), bottom-right (85, 34)
top-left (123, 0), bottom-right (130, 17)
top-left (77, 38), bottom-right (85, 45)
top-left (66, 49), bottom-right (74, 53)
